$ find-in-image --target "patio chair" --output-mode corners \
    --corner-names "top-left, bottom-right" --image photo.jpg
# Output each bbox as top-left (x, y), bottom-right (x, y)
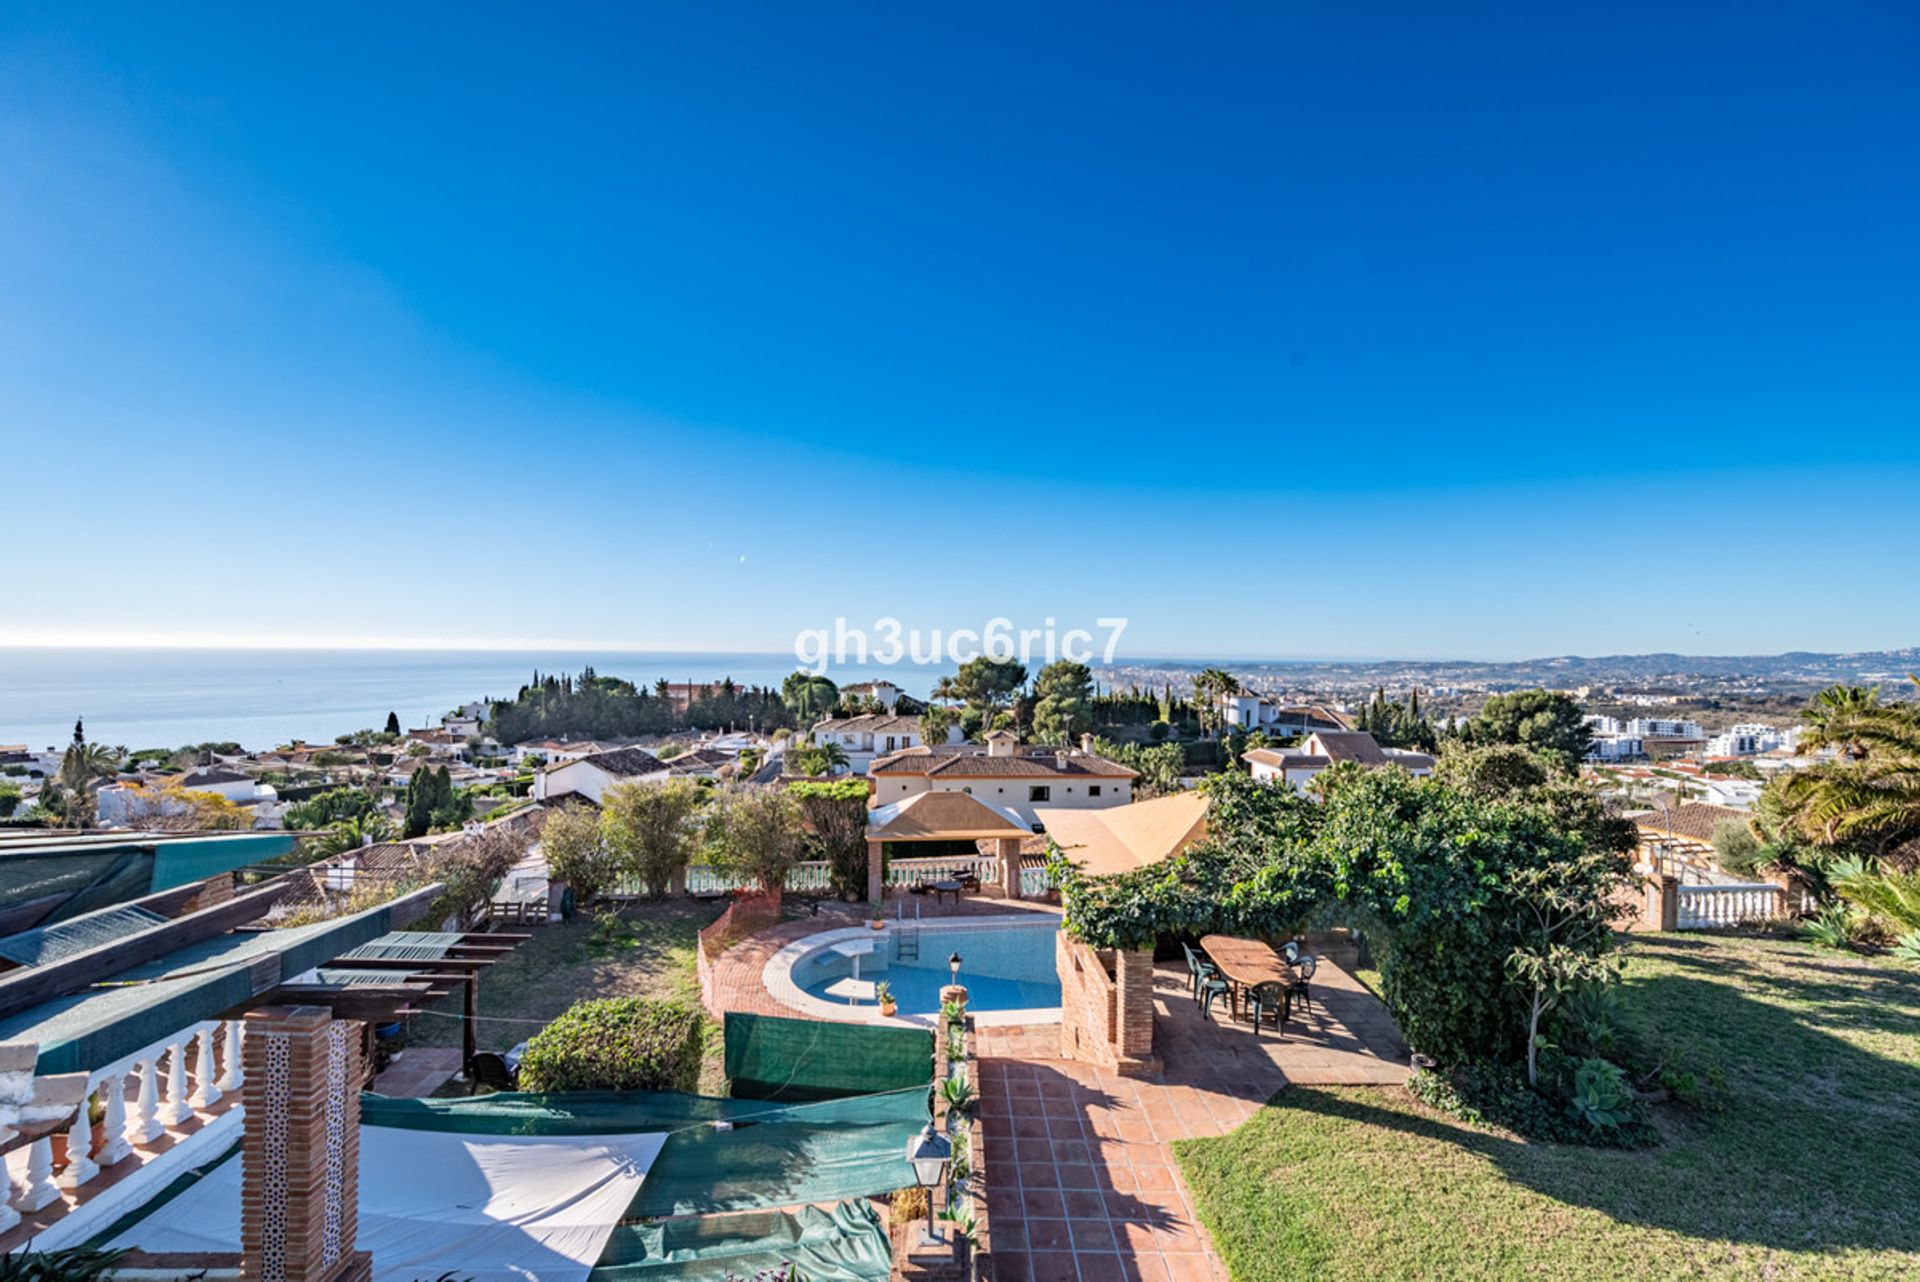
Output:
top-left (1199, 971), bottom-right (1234, 1022)
top-left (1181, 942), bottom-right (1220, 1004)
top-left (466, 1052), bottom-right (516, 1093)
top-left (1287, 954), bottom-right (1318, 1016)
top-left (1245, 980), bottom-right (1290, 1034)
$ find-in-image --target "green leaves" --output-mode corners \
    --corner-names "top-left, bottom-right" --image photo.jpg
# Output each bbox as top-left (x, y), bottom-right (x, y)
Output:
top-left (515, 997), bottom-right (705, 1093)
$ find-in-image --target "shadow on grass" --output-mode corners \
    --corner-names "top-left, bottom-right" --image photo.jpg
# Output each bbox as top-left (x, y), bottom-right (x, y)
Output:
top-left (1258, 946), bottom-right (1920, 1259)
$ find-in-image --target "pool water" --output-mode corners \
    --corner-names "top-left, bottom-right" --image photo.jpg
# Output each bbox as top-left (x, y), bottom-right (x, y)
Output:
top-left (791, 919), bottom-right (1062, 1016)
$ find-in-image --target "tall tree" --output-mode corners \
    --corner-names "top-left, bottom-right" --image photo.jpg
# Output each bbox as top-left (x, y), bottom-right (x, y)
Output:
top-left (1461, 689), bottom-right (1592, 765)
top-left (947, 658), bottom-right (1028, 730)
top-left (781, 671), bottom-right (841, 724)
top-left (1032, 660), bottom-right (1096, 745)
top-left (1772, 678), bottom-right (1920, 855)
top-left (601, 779), bottom-right (706, 900)
top-left (704, 784), bottom-right (805, 894)
top-left (384, 711), bottom-right (402, 736)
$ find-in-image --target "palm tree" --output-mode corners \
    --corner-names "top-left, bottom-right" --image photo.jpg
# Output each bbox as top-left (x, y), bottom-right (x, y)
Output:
top-left (53, 731), bottom-right (122, 828)
top-left (1190, 668), bottom-right (1242, 737)
top-left (919, 705), bottom-right (957, 748)
top-left (309, 814), bottom-right (394, 858)
top-left (1800, 684), bottom-right (1886, 760)
top-left (1774, 678), bottom-right (1920, 856)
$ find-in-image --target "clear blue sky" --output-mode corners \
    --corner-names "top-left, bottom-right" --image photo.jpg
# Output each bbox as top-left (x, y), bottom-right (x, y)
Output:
top-left (2, 3), bottom-right (1916, 660)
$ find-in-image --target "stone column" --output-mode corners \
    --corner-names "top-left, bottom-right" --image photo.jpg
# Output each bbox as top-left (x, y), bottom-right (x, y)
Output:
top-left (241, 1006), bottom-right (372, 1282)
top-left (995, 837), bottom-right (1023, 900)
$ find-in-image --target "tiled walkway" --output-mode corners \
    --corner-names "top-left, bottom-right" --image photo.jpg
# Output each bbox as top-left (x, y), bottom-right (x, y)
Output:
top-left (979, 959), bottom-right (1409, 1282)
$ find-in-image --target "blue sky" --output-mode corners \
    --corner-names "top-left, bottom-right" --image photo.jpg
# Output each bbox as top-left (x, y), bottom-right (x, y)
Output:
top-left (1, 2), bottom-right (1916, 661)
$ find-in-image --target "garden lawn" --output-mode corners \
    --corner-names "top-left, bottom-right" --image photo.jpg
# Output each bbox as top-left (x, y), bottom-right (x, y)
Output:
top-left (1175, 932), bottom-right (1920, 1281)
top-left (406, 899), bottom-right (730, 1092)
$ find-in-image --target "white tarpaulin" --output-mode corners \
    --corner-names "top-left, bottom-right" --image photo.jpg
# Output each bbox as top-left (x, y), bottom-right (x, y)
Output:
top-left (110, 1124), bottom-right (668, 1282)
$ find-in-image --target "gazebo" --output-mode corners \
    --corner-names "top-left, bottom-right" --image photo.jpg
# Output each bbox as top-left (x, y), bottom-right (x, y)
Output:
top-left (861, 791), bottom-right (1033, 902)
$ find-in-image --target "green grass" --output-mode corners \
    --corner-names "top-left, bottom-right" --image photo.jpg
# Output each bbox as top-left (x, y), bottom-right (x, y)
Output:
top-left (1175, 932), bottom-right (1920, 1281)
top-left (406, 898), bottom-right (730, 1092)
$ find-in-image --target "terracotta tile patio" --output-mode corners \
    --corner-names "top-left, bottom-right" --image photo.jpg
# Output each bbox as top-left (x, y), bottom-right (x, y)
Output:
top-left (978, 958), bottom-right (1409, 1282)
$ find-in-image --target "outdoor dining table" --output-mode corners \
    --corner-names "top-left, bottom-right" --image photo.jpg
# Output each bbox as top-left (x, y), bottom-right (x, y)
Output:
top-left (1199, 934), bottom-right (1301, 1021)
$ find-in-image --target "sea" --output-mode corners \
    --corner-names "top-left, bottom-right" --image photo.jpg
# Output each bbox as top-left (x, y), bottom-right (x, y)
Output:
top-left (0, 648), bottom-right (956, 753)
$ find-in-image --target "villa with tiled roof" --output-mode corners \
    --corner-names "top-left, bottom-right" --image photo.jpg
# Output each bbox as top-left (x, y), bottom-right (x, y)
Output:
top-left (869, 731), bottom-right (1136, 827)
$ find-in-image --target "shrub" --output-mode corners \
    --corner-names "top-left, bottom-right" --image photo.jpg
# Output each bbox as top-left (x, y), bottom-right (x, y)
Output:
top-left (515, 997), bottom-right (704, 1093)
top-left (1409, 1053), bottom-right (1655, 1148)
top-left (1800, 906), bottom-right (1862, 951)
top-left (1711, 819), bottom-right (1765, 876)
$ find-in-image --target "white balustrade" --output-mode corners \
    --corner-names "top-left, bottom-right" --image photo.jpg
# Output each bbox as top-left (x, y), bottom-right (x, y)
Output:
top-left (56, 1093), bottom-right (99, 1190)
top-left (15, 1136), bottom-right (60, 1212)
top-left (219, 1019), bottom-right (245, 1092)
top-left (1677, 882), bottom-right (1786, 929)
top-left (156, 1040), bottom-right (189, 1128)
top-left (96, 1073), bottom-right (132, 1166)
top-left (188, 1027), bottom-right (221, 1109)
top-left (130, 1058), bottom-right (164, 1146)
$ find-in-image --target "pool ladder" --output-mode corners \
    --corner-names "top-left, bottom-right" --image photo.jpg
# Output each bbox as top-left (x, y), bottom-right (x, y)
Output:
top-left (894, 899), bottom-right (921, 961)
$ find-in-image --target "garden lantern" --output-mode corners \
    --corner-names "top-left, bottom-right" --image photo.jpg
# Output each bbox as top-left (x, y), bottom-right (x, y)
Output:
top-left (906, 1122), bottom-right (951, 1245)
top-left (948, 951), bottom-right (963, 987)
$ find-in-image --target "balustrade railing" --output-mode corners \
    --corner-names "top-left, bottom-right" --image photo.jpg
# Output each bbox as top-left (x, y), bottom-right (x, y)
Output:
top-left (1676, 882), bottom-right (1788, 929)
top-left (884, 855), bottom-right (1001, 888)
top-left (3, 1017), bottom-right (247, 1238)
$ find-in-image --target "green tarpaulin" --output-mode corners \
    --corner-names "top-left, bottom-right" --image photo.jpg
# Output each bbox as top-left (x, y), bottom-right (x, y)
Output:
top-left (724, 1012), bottom-right (934, 1102)
top-left (361, 1085), bottom-right (929, 1218)
top-left (590, 1200), bottom-right (892, 1282)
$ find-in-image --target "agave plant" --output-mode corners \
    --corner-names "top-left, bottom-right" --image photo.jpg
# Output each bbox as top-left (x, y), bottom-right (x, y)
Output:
top-left (1567, 1058), bottom-right (1634, 1131)
top-left (1800, 906), bottom-right (1861, 951)
top-left (939, 1071), bottom-right (976, 1115)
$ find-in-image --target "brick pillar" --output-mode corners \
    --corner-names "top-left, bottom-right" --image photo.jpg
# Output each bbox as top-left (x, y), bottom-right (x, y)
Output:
top-left (241, 1006), bottom-right (372, 1282)
top-left (1645, 874), bottom-right (1679, 932)
top-left (995, 837), bottom-right (1023, 899)
top-left (1113, 949), bottom-right (1158, 1064)
top-left (867, 838), bottom-right (886, 904)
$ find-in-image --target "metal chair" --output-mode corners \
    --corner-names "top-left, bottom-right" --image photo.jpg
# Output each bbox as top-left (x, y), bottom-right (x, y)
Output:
top-left (1245, 980), bottom-right (1290, 1034)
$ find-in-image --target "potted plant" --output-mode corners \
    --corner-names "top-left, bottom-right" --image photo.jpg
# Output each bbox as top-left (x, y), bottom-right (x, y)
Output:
top-left (875, 980), bottom-right (896, 1018)
top-left (870, 898), bottom-right (886, 930)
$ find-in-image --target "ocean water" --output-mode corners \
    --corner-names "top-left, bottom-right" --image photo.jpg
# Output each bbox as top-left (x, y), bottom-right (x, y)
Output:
top-left (0, 648), bottom-right (950, 752)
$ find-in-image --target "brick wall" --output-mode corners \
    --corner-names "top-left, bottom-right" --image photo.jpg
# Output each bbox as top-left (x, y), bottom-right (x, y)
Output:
top-left (1055, 934), bottom-right (1161, 1077)
top-left (695, 888), bottom-right (785, 1015)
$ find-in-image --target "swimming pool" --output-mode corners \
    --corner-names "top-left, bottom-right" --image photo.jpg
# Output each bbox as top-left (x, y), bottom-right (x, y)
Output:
top-left (765, 916), bottom-right (1062, 1027)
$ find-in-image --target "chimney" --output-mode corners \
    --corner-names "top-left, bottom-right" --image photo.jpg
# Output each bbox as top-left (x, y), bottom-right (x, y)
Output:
top-left (1079, 733), bottom-right (1096, 755)
top-left (985, 731), bottom-right (1015, 759)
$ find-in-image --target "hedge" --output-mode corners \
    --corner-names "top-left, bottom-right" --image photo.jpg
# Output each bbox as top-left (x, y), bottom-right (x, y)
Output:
top-left (514, 997), bottom-right (705, 1093)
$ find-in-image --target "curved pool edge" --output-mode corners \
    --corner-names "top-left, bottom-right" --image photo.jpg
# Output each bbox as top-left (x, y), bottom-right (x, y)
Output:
top-left (761, 915), bottom-right (1063, 1029)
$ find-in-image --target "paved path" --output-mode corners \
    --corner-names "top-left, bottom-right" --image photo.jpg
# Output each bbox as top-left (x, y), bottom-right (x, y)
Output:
top-left (979, 959), bottom-right (1408, 1282)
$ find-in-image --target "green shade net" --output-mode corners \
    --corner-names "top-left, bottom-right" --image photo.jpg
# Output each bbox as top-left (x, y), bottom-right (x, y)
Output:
top-left (361, 1086), bottom-right (929, 1217)
top-left (590, 1200), bottom-right (891, 1282)
top-left (148, 834), bottom-right (295, 891)
top-left (0, 849), bottom-right (155, 930)
top-left (724, 1013), bottom-right (934, 1101)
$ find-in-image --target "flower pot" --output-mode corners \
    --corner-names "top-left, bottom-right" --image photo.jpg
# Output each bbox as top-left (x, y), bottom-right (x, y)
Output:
top-left (879, 1001), bottom-right (897, 1018)
top-left (870, 920), bottom-right (885, 931)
